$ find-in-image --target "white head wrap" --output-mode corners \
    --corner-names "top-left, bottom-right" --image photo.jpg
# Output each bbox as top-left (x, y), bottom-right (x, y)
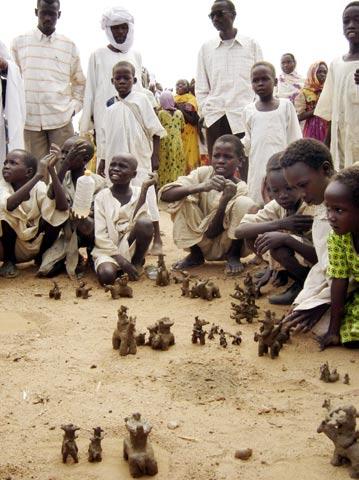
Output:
top-left (101, 7), bottom-right (134, 53)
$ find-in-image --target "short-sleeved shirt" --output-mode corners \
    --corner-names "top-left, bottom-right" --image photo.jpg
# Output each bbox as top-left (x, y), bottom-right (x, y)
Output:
top-left (327, 232), bottom-right (359, 281)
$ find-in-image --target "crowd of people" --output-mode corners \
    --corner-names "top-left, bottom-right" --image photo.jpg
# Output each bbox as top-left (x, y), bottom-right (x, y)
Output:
top-left (0, 0), bottom-right (359, 351)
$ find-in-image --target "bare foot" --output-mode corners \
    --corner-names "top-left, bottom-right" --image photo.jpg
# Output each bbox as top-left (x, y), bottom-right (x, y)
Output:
top-left (225, 257), bottom-right (245, 276)
top-left (0, 261), bottom-right (19, 278)
top-left (246, 254), bottom-right (264, 266)
top-left (172, 254), bottom-right (204, 271)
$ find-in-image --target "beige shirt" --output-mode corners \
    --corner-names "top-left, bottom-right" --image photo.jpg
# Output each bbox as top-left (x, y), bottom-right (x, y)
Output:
top-left (11, 28), bottom-right (85, 131)
top-left (196, 32), bottom-right (262, 132)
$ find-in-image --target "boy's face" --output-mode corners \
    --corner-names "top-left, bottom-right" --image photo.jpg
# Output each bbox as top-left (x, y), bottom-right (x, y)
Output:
top-left (35, 0), bottom-right (60, 36)
top-left (212, 141), bottom-right (241, 179)
top-left (283, 162), bottom-right (330, 206)
top-left (267, 169), bottom-right (301, 210)
top-left (110, 23), bottom-right (129, 44)
top-left (109, 154), bottom-right (137, 185)
top-left (2, 151), bottom-right (32, 183)
top-left (281, 55), bottom-right (295, 74)
top-left (111, 66), bottom-right (136, 98)
top-left (251, 65), bottom-right (276, 97)
top-left (325, 180), bottom-right (359, 235)
top-left (343, 6), bottom-right (359, 43)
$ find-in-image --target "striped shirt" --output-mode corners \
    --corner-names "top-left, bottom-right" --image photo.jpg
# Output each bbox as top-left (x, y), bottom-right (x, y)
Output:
top-left (196, 33), bottom-right (263, 133)
top-left (11, 28), bottom-right (85, 131)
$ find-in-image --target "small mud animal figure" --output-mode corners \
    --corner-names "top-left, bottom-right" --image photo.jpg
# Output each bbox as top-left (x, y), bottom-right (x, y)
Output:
top-left (76, 281), bottom-right (92, 299)
top-left (61, 424), bottom-right (80, 464)
top-left (190, 279), bottom-right (221, 301)
top-left (172, 270), bottom-right (188, 284)
top-left (192, 316), bottom-right (209, 345)
top-left (112, 311), bottom-right (137, 356)
top-left (136, 332), bottom-right (146, 346)
top-left (146, 324), bottom-right (158, 347)
top-left (208, 324), bottom-right (219, 340)
top-left (105, 274), bottom-right (133, 299)
top-left (219, 329), bottom-right (227, 348)
top-left (323, 398), bottom-right (332, 410)
top-left (230, 283), bottom-right (246, 301)
top-left (49, 281), bottom-right (61, 300)
top-left (155, 254), bottom-right (170, 286)
top-left (317, 404), bottom-right (359, 478)
top-left (243, 272), bottom-right (259, 299)
top-left (181, 275), bottom-right (191, 297)
top-left (230, 331), bottom-right (242, 345)
top-left (88, 427), bottom-right (104, 463)
top-left (254, 310), bottom-right (287, 359)
top-left (230, 300), bottom-right (259, 324)
top-left (123, 412), bottom-right (158, 478)
top-left (320, 362), bottom-right (340, 383)
top-left (150, 318), bottom-right (175, 350)
top-left (344, 374), bottom-right (351, 385)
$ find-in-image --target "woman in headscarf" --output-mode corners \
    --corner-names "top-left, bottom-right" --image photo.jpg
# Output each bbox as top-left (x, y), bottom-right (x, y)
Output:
top-left (157, 90), bottom-right (186, 187)
top-left (0, 40), bottom-right (25, 168)
top-left (80, 7), bottom-right (148, 169)
top-left (295, 61), bottom-right (328, 142)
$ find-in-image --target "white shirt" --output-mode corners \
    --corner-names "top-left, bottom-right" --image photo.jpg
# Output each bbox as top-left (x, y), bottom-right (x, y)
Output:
top-left (196, 32), bottom-right (263, 133)
top-left (11, 28), bottom-right (85, 131)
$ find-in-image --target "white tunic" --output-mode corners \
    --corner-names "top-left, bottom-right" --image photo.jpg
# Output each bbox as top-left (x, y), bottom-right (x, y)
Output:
top-left (315, 57), bottom-right (359, 169)
top-left (243, 99), bottom-right (302, 204)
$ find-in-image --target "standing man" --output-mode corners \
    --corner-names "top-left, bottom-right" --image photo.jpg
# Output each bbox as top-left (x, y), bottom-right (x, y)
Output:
top-left (196, 0), bottom-right (262, 177)
top-left (11, 0), bottom-right (85, 160)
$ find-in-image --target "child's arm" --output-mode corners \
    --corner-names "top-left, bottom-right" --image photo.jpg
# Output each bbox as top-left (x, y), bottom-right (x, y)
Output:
top-left (160, 175), bottom-right (226, 202)
top-left (254, 232), bottom-right (318, 265)
top-left (236, 214), bottom-right (313, 239)
top-left (151, 135), bottom-right (160, 171)
top-left (132, 172), bottom-right (158, 218)
top-left (6, 155), bottom-right (49, 211)
top-left (47, 154), bottom-right (69, 212)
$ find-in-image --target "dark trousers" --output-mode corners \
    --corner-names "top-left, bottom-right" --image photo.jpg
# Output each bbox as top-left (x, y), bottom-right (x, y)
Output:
top-left (206, 115), bottom-right (248, 181)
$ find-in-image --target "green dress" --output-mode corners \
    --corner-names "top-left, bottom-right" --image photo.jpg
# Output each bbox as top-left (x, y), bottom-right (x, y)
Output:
top-left (158, 109), bottom-right (186, 188)
top-left (327, 232), bottom-right (359, 343)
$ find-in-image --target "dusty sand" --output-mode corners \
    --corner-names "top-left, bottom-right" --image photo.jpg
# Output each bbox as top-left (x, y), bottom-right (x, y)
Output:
top-left (1, 211), bottom-right (358, 480)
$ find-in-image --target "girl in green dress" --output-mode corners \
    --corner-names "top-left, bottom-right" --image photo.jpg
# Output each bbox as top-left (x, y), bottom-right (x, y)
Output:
top-left (157, 90), bottom-right (186, 188)
top-left (320, 165), bottom-right (359, 349)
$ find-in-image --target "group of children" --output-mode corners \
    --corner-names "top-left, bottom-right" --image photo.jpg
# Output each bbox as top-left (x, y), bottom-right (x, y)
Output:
top-left (1, 2), bottom-right (359, 352)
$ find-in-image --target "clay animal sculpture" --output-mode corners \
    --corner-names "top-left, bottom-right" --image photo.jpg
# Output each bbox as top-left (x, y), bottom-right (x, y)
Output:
top-left (123, 412), bottom-right (158, 478)
top-left (112, 312), bottom-right (137, 356)
top-left (146, 324), bottom-right (158, 347)
top-left (230, 331), bottom-right (242, 345)
top-left (155, 254), bottom-right (170, 286)
top-left (181, 275), bottom-right (191, 297)
top-left (76, 281), bottom-right (92, 299)
top-left (254, 310), bottom-right (287, 359)
top-left (105, 274), bottom-right (133, 299)
top-left (344, 374), bottom-right (351, 385)
top-left (230, 300), bottom-right (259, 324)
top-left (208, 324), bottom-right (219, 340)
top-left (320, 362), bottom-right (340, 383)
top-left (150, 318), bottom-right (175, 350)
top-left (230, 283), bottom-right (246, 301)
top-left (192, 316), bottom-right (209, 345)
top-left (61, 424), bottom-right (80, 464)
top-left (190, 279), bottom-right (221, 301)
top-left (136, 332), bottom-right (146, 346)
top-left (219, 330), bottom-right (227, 348)
top-left (49, 281), bottom-right (61, 300)
top-left (317, 404), bottom-right (359, 478)
top-left (243, 272), bottom-right (259, 299)
top-left (88, 427), bottom-right (104, 463)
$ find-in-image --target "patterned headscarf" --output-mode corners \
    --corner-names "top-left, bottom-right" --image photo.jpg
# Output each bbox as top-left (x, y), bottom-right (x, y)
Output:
top-left (160, 90), bottom-right (176, 111)
top-left (302, 61), bottom-right (328, 102)
top-left (101, 7), bottom-right (134, 53)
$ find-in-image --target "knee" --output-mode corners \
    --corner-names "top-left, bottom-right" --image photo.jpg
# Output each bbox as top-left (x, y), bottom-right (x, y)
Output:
top-left (134, 217), bottom-right (154, 239)
top-left (270, 246), bottom-right (294, 262)
top-left (97, 263), bottom-right (118, 286)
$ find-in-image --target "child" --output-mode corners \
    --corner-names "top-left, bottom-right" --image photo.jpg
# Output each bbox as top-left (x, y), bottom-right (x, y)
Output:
top-left (277, 53), bottom-right (304, 103)
top-left (0, 149), bottom-right (69, 278)
top-left (295, 61), bottom-right (328, 142)
top-left (98, 61), bottom-right (166, 254)
top-left (92, 153), bottom-right (155, 286)
top-left (318, 165), bottom-right (359, 349)
top-left (243, 61), bottom-right (302, 205)
top-left (315, 2), bottom-right (359, 169)
top-left (159, 134), bottom-right (257, 275)
top-left (38, 136), bottom-right (106, 277)
top-left (157, 90), bottom-right (186, 187)
top-left (236, 152), bottom-right (316, 304)
top-left (280, 139), bottom-right (335, 334)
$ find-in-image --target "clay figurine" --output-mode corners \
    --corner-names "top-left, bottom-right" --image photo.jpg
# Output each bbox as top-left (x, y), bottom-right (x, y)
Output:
top-left (105, 274), bottom-right (133, 299)
top-left (317, 404), bottom-right (359, 478)
top-left (323, 398), bottom-right (332, 411)
top-left (190, 279), bottom-right (221, 301)
top-left (219, 329), bottom-right (227, 348)
top-left (146, 324), bottom-right (158, 347)
top-left (192, 316), bottom-right (209, 345)
top-left (344, 374), bottom-right (351, 385)
top-left (75, 281), bottom-right (92, 299)
top-left (136, 332), bottom-right (146, 346)
top-left (243, 272), bottom-right (258, 299)
top-left (208, 324), bottom-right (219, 340)
top-left (230, 300), bottom-right (259, 324)
top-left (254, 310), bottom-right (287, 358)
top-left (181, 275), bottom-right (191, 297)
top-left (123, 412), bottom-right (158, 478)
top-left (49, 281), bottom-right (61, 300)
top-left (230, 331), bottom-right (242, 345)
top-left (112, 311), bottom-right (137, 356)
top-left (172, 270), bottom-right (188, 284)
top-left (150, 318), bottom-right (175, 350)
top-left (320, 362), bottom-right (340, 383)
top-left (155, 254), bottom-right (170, 286)
top-left (230, 283), bottom-right (246, 301)
top-left (88, 427), bottom-right (104, 463)
top-left (61, 424), bottom-right (80, 464)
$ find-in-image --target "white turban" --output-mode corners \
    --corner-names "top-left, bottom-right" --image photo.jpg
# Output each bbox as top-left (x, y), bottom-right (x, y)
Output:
top-left (101, 7), bottom-right (134, 53)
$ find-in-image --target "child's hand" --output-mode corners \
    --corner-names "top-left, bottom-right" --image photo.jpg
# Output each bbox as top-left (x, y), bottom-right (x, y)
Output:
top-left (97, 159), bottom-right (106, 178)
top-left (37, 154), bottom-right (53, 178)
top-left (67, 140), bottom-right (90, 163)
top-left (201, 175), bottom-right (226, 192)
top-left (279, 214), bottom-right (313, 233)
top-left (254, 232), bottom-right (289, 255)
top-left (315, 332), bottom-right (340, 351)
top-left (222, 180), bottom-right (237, 201)
top-left (47, 153), bottom-right (60, 172)
top-left (49, 143), bottom-right (62, 161)
top-left (281, 304), bottom-right (330, 334)
top-left (355, 69), bottom-right (359, 85)
top-left (142, 172), bottom-right (158, 190)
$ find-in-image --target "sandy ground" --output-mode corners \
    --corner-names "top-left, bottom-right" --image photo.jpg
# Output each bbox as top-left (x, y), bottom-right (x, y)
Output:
top-left (1, 211), bottom-right (359, 480)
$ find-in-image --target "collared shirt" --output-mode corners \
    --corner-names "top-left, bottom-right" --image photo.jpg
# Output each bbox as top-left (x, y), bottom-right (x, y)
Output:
top-left (11, 28), bottom-right (85, 131)
top-left (196, 32), bottom-right (262, 133)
